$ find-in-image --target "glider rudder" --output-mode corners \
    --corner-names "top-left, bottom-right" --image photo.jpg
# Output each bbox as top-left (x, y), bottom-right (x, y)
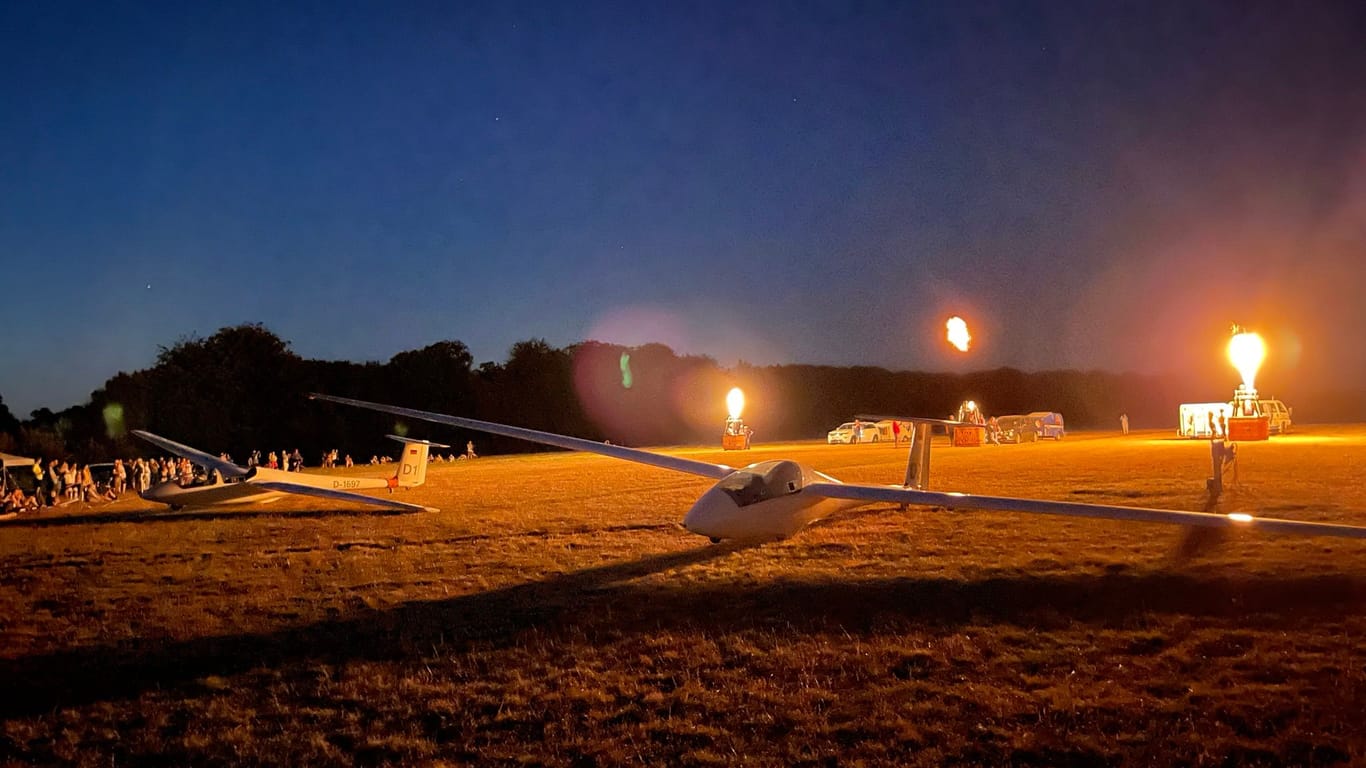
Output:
top-left (388, 435), bottom-right (450, 488)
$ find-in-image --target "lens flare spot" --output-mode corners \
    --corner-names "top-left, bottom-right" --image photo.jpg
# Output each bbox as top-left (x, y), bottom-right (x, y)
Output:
top-left (619, 353), bottom-right (633, 389)
top-left (102, 403), bottom-right (126, 438)
top-left (946, 316), bottom-right (971, 352)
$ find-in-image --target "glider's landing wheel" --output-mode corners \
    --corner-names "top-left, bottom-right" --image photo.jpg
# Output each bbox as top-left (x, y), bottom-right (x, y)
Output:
top-left (170, 504), bottom-right (184, 511)
top-left (709, 537), bottom-right (723, 544)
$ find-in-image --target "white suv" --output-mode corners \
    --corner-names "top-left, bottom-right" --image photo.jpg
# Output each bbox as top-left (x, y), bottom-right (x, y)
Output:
top-left (827, 422), bottom-right (879, 444)
top-left (1259, 399), bottom-right (1292, 434)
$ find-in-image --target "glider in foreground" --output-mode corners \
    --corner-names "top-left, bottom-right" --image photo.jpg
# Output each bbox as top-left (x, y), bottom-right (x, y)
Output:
top-left (308, 395), bottom-right (1366, 543)
top-left (133, 430), bottom-right (446, 513)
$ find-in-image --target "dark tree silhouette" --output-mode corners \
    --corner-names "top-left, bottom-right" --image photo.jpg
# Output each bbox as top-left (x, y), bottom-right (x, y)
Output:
top-left (0, 394), bottom-right (19, 441)
top-left (141, 324), bottom-right (305, 457)
top-left (474, 339), bottom-right (591, 453)
top-left (387, 340), bottom-right (476, 415)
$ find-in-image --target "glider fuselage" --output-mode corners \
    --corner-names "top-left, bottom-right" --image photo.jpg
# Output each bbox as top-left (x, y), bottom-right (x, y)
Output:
top-left (682, 460), bottom-right (860, 540)
top-left (138, 466), bottom-right (394, 510)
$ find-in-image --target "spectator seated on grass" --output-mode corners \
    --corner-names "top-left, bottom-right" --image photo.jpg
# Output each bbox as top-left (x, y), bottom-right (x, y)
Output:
top-left (4, 487), bottom-right (39, 514)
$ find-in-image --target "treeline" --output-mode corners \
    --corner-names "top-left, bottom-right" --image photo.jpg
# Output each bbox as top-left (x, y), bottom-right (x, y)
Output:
top-left (1, 324), bottom-right (1186, 462)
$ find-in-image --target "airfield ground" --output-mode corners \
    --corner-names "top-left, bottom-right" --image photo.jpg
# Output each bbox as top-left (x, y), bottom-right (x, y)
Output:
top-left (2, 427), bottom-right (1365, 766)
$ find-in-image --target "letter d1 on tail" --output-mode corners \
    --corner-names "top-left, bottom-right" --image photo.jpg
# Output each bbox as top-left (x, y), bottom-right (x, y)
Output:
top-left (388, 435), bottom-right (450, 488)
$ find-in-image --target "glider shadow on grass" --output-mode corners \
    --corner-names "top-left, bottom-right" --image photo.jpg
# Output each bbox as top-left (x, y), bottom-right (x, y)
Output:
top-left (3, 554), bottom-right (1364, 719)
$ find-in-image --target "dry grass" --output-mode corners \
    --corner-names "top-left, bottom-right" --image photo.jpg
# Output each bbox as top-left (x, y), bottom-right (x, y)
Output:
top-left (2, 427), bottom-right (1365, 766)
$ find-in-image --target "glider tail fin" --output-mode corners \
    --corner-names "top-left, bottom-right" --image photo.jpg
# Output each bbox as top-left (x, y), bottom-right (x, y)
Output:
top-left (387, 435), bottom-right (450, 488)
top-left (904, 421), bottom-right (933, 489)
top-left (858, 414), bottom-right (969, 490)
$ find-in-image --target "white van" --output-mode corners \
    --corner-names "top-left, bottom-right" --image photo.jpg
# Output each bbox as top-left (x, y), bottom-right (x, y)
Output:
top-left (1259, 399), bottom-right (1292, 434)
top-left (1179, 402), bottom-right (1233, 438)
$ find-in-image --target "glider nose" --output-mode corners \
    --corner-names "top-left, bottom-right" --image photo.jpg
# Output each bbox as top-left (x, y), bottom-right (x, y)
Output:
top-left (682, 486), bottom-right (739, 539)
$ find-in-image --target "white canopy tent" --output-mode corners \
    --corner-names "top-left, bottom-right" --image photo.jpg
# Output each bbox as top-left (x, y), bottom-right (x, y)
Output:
top-left (2, 452), bottom-right (35, 468)
top-left (2, 451), bottom-right (36, 493)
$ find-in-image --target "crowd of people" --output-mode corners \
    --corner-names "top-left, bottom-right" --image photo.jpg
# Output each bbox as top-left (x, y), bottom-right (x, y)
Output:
top-left (429, 441), bottom-right (479, 462)
top-left (4, 455), bottom-right (196, 513)
top-left (2, 446), bottom-right (311, 514)
top-left (242, 448), bottom-right (308, 471)
top-left (1, 440), bottom-right (480, 516)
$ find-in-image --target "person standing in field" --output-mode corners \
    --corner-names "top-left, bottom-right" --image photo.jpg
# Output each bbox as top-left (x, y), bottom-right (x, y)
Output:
top-left (79, 464), bottom-right (96, 502)
top-left (1120, 413), bottom-right (1129, 435)
top-left (891, 420), bottom-right (901, 445)
top-left (31, 460), bottom-right (44, 508)
top-left (986, 416), bottom-right (1002, 445)
top-left (45, 459), bottom-right (60, 506)
top-left (63, 463), bottom-right (79, 502)
top-left (112, 459), bottom-right (127, 495)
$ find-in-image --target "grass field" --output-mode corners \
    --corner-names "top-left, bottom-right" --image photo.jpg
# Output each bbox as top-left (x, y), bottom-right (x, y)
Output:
top-left (3, 426), bottom-right (1365, 766)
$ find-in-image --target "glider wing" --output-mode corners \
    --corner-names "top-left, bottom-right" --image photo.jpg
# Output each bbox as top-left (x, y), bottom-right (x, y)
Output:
top-left (132, 430), bottom-right (250, 479)
top-left (310, 394), bottom-right (736, 480)
top-left (252, 481), bottom-right (433, 513)
top-left (803, 482), bottom-right (1366, 540)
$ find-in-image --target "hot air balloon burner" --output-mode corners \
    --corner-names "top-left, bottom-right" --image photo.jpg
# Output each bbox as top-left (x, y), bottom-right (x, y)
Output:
top-left (722, 417), bottom-right (752, 450)
top-left (1226, 384), bottom-right (1270, 441)
top-left (721, 387), bottom-right (752, 450)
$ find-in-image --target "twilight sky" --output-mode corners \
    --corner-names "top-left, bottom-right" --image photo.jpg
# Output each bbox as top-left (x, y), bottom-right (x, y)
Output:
top-left (2, 0), bottom-right (1364, 417)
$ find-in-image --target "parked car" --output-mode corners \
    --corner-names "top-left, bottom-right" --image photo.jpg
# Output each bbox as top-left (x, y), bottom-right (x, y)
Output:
top-left (996, 412), bottom-right (1065, 442)
top-left (88, 462), bottom-right (124, 493)
top-left (827, 421), bottom-right (880, 444)
top-left (1029, 412), bottom-right (1065, 439)
top-left (1259, 399), bottom-right (1292, 434)
top-left (994, 415), bottom-right (1037, 443)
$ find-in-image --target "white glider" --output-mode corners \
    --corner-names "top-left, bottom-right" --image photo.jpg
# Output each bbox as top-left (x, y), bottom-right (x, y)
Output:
top-left (309, 394), bottom-right (1366, 543)
top-left (133, 430), bottom-right (446, 513)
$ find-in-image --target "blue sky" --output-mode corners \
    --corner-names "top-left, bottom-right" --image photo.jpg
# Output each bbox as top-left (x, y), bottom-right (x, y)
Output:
top-left (2, 0), bottom-right (1363, 417)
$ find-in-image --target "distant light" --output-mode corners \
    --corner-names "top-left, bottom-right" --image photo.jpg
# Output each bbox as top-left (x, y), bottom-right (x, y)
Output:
top-left (726, 387), bottom-right (745, 420)
top-left (1227, 326), bottom-right (1266, 389)
top-left (946, 316), bottom-right (971, 352)
top-left (1227, 513), bottom-right (1253, 523)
